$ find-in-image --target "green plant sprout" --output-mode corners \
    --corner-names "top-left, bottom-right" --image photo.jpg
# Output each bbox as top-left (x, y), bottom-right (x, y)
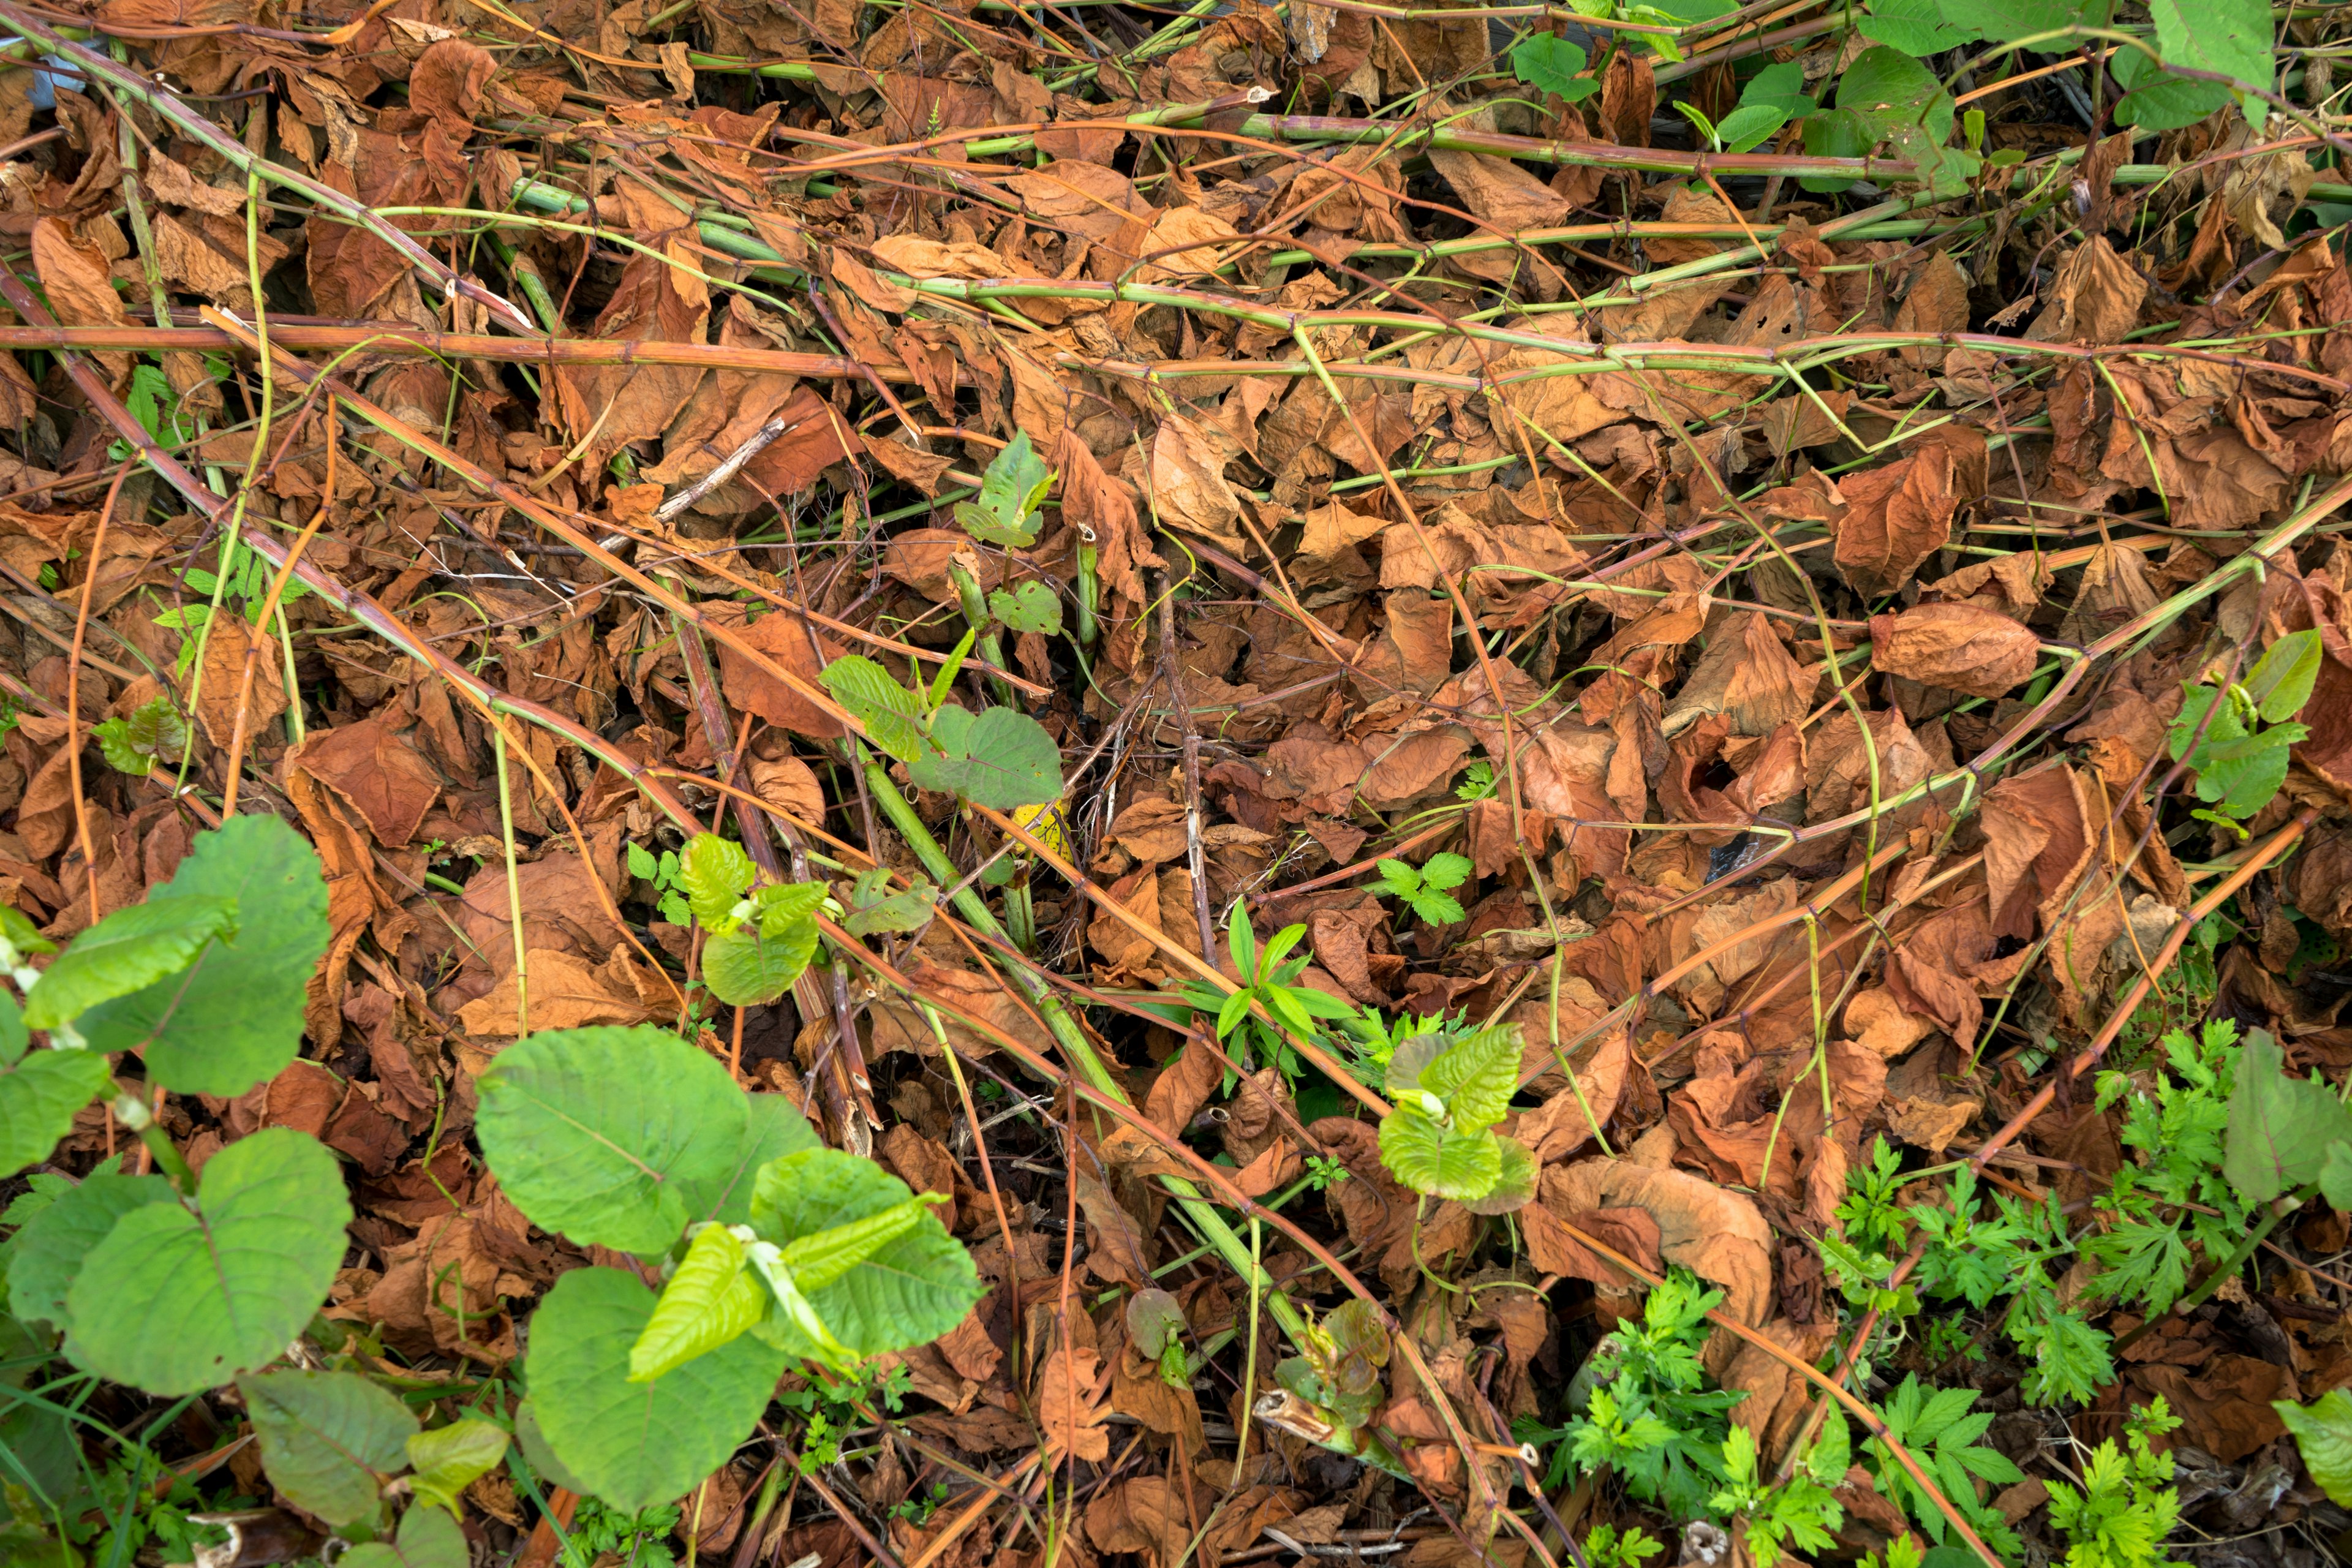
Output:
top-left (91, 695), bottom-right (188, 778)
top-left (1710, 1417), bottom-right (1846, 1568)
top-left (1146, 905), bottom-right (1355, 1085)
top-left (625, 840), bottom-right (693, 926)
top-left (675, 832), bottom-right (827, 1008)
top-left (1374, 853), bottom-right (1472, 928)
top-left (820, 627), bottom-right (1063, 812)
top-left (2045, 1398), bottom-right (2184, 1568)
top-left (1376, 1022), bottom-right (1532, 1211)
top-left (2169, 629), bottom-right (2321, 832)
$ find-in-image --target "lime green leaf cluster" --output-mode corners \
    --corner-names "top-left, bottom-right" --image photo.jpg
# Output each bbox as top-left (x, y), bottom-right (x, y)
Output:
top-left (91, 695), bottom-right (187, 778)
top-left (1376, 1023), bottom-right (1533, 1210)
top-left (952, 430), bottom-right (1052, 548)
top-left (1374, 853), bottom-right (1472, 927)
top-left (818, 652), bottom-right (1065, 810)
top-left (673, 834), bottom-right (827, 1008)
top-left (2170, 631), bottom-right (2321, 823)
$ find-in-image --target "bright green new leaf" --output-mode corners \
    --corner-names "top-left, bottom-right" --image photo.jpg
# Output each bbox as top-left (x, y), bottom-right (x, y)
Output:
top-left (989, 581), bottom-right (1063, 636)
top-left (405, 1420), bottom-right (511, 1515)
top-left (952, 430), bottom-right (1052, 548)
top-left (1378, 1110), bottom-right (1502, 1200)
top-left (820, 655), bottom-right (929, 762)
top-left (0, 1048), bottom-right (114, 1179)
top-left (2277, 1390), bottom-right (2352, 1506)
top-left (342, 1503), bottom-right (469, 1568)
top-left (67, 1129), bottom-right (350, 1396)
top-left (777, 1194), bottom-right (943, 1288)
top-left (525, 1267), bottom-right (786, 1514)
top-left (477, 1027), bottom-right (751, 1255)
top-left (1859, 0), bottom-right (1978, 57)
top-left (81, 816), bottom-right (330, 1097)
top-left (629, 1225), bottom-right (771, 1381)
top-left (1509, 33), bottom-right (1597, 101)
top-left (24, 895), bottom-right (237, 1031)
top-left (2147, 0), bottom-right (2274, 130)
top-left (2223, 1030), bottom-right (2352, 1202)
top-left (238, 1369), bottom-right (417, 1526)
top-left (1947, 0), bottom-right (2109, 42)
top-left (908, 705), bottom-right (1064, 809)
top-left (2244, 630), bottom-right (2323, 722)
top-left (1401, 1023), bottom-right (1521, 1133)
top-left (91, 697), bottom-right (187, 778)
top-left (1461, 1135), bottom-right (1536, 1216)
top-left (1713, 104), bottom-right (1787, 154)
top-left (5, 1167), bottom-right (171, 1327)
top-left (748, 1149), bottom-right (981, 1361)
top-left (679, 834), bottom-right (757, 928)
top-left (703, 913), bottom-right (821, 1008)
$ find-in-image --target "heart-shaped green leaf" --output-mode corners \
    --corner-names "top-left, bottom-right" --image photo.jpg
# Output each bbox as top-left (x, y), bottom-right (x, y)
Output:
top-left (525, 1267), bottom-right (786, 1513)
top-left (239, 1369), bottom-right (417, 1526)
top-left (907, 706), bottom-right (1064, 809)
top-left (819, 655), bottom-right (927, 763)
top-left (67, 1128), bottom-right (350, 1395)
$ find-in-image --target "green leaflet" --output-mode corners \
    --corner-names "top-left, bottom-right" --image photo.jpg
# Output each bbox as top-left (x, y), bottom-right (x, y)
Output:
top-left (477, 1027), bottom-right (753, 1255)
top-left (23, 895), bottom-right (237, 1031)
top-left (2147, 0), bottom-right (2274, 130)
top-left (342, 1504), bottom-right (469, 1568)
top-left (1461, 1135), bottom-right (1537, 1217)
top-left (2223, 1030), bottom-right (2352, 1202)
top-left (840, 868), bottom-right (937, 937)
top-left (951, 430), bottom-right (1051, 548)
top-left (2277, 1390), bottom-right (2352, 1507)
top-left (2244, 630), bottom-right (2323, 722)
top-left (5, 1167), bottom-right (172, 1328)
top-left (703, 884), bottom-right (827, 1008)
top-left (683, 1095), bottom-right (824, 1231)
top-left (1377, 1110), bottom-right (1503, 1202)
top-left (0, 1048), bottom-right (115, 1179)
top-left (405, 1420), bottom-right (510, 1515)
top-left (629, 1226), bottom-right (771, 1381)
top-left (66, 1128), bottom-right (350, 1396)
top-left (988, 581), bottom-right (1062, 635)
top-left (776, 1194), bottom-right (942, 1290)
top-left (1508, 34), bottom-right (1597, 102)
top-left (524, 1267), bottom-right (786, 1514)
top-left (80, 816), bottom-right (331, 1097)
top-left (1392, 1023), bottom-right (1519, 1134)
top-left (2113, 47), bottom-right (2236, 129)
top-left (680, 834), bottom-right (757, 927)
top-left (747, 1149), bottom-right (981, 1362)
top-left (238, 1369), bottom-right (417, 1527)
top-left (91, 695), bottom-right (187, 777)
top-left (819, 655), bottom-right (928, 763)
top-left (907, 705), bottom-right (1065, 810)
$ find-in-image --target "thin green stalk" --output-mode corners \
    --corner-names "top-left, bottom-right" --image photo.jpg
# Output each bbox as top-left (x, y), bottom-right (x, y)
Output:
top-left (494, 723), bottom-right (529, 1039)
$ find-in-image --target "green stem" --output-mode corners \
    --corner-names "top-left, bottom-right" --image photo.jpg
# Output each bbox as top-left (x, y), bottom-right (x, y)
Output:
top-left (2116, 1182), bottom-right (2317, 1354)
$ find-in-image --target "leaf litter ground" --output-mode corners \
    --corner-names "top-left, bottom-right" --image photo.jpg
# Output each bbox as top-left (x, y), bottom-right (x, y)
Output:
top-left (9, 0), bottom-right (2352, 1566)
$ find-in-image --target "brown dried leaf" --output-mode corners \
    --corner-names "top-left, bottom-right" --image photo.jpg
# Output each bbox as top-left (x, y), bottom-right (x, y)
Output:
top-left (1868, 602), bottom-right (2041, 698)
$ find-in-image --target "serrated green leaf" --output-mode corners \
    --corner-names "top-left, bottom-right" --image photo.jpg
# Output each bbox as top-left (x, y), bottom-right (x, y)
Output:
top-left (67, 1128), bottom-right (349, 1395)
top-left (630, 1225), bottom-right (771, 1381)
top-left (525, 1266), bottom-right (786, 1514)
top-left (819, 655), bottom-right (928, 762)
top-left (1419, 854), bottom-right (1472, 892)
top-left (2278, 1390), bottom-right (2352, 1507)
top-left (477, 1027), bottom-right (750, 1255)
top-left (680, 834), bottom-right (756, 928)
top-left (342, 1503), bottom-right (468, 1568)
top-left (1377, 1110), bottom-right (1501, 1200)
top-left (81, 816), bottom-right (330, 1098)
top-left (2225, 1030), bottom-right (2352, 1202)
top-left (6, 1168), bottom-right (172, 1327)
top-left (405, 1419), bottom-right (510, 1515)
top-left (908, 706), bottom-right (1064, 809)
top-left (2246, 630), bottom-right (2323, 722)
top-left (238, 1369), bottom-right (417, 1527)
top-left (747, 1149), bottom-right (981, 1361)
top-left (626, 842), bottom-right (658, 881)
top-left (1510, 32), bottom-right (1591, 99)
top-left (0, 1048), bottom-right (113, 1179)
top-left (988, 582), bottom-right (1062, 636)
top-left (777, 1194), bottom-right (942, 1288)
top-left (1413, 1023), bottom-right (1522, 1133)
top-left (1412, 892), bottom-right (1466, 926)
top-left (24, 895), bottom-right (236, 1031)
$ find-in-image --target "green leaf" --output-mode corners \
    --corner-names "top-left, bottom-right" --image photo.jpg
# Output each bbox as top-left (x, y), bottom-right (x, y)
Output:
top-left (2114, 46), bottom-right (2238, 129)
top-left (91, 698), bottom-right (188, 778)
top-left (5, 1168), bottom-right (171, 1327)
top-left (747, 1149), bottom-right (982, 1360)
top-left (66, 1128), bottom-right (350, 1396)
top-left (2278, 1389), bottom-right (2352, 1507)
top-left (405, 1419), bottom-right (510, 1515)
top-left (819, 655), bottom-right (928, 763)
top-left (1739, 60), bottom-right (1814, 115)
top-left (1510, 33), bottom-right (1595, 100)
top-left (510, 1398), bottom-right (590, 1495)
top-left (1799, 108), bottom-right (1868, 192)
top-left (1377, 1110), bottom-right (1501, 1200)
top-left (1125, 1287), bottom-right (1186, 1360)
top-left (477, 1026), bottom-right (752, 1255)
top-left (342, 1504), bottom-right (468, 1568)
top-left (2224, 1030), bottom-right (2352, 1202)
top-left (0, 1048), bottom-right (113, 1179)
top-left (2246, 630), bottom-right (2324, 722)
top-left (908, 706), bottom-right (1065, 809)
top-left (704, 884), bottom-right (824, 1008)
top-left (1713, 104), bottom-right (1787, 154)
top-left (1837, 47), bottom-right (1954, 143)
top-left (1410, 891), bottom-right (1466, 927)
top-left (1419, 854), bottom-right (1472, 893)
top-left (1860, 0), bottom-right (1980, 56)
top-left (23, 895), bottom-right (237, 1031)
top-left (238, 1369), bottom-right (417, 1526)
top-left (2169, 683), bottom-right (2245, 764)
top-left (953, 430), bottom-right (1052, 548)
top-left (626, 842), bottom-right (658, 881)
top-left (2148, 0), bottom-right (2275, 129)
top-left (630, 1225), bottom-right (771, 1381)
top-left (1410, 1023), bottom-right (1522, 1133)
top-left (679, 1095), bottom-right (823, 1232)
top-left (1949, 0), bottom-right (2109, 41)
top-left (2321, 1140), bottom-right (2352, 1211)
top-left (679, 835), bottom-right (756, 928)
top-left (1460, 1135), bottom-right (1536, 1216)
top-left (524, 1267), bottom-right (786, 1514)
top-left (988, 582), bottom-right (1062, 636)
top-left (81, 816), bottom-right (331, 1098)
top-left (842, 869), bottom-right (937, 937)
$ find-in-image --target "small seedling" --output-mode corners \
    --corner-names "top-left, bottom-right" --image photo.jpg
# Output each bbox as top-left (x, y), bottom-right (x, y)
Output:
top-left (1375, 853), bottom-right (1472, 927)
top-left (1376, 1022), bottom-right (1531, 1210)
top-left (2169, 629), bottom-right (2321, 831)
